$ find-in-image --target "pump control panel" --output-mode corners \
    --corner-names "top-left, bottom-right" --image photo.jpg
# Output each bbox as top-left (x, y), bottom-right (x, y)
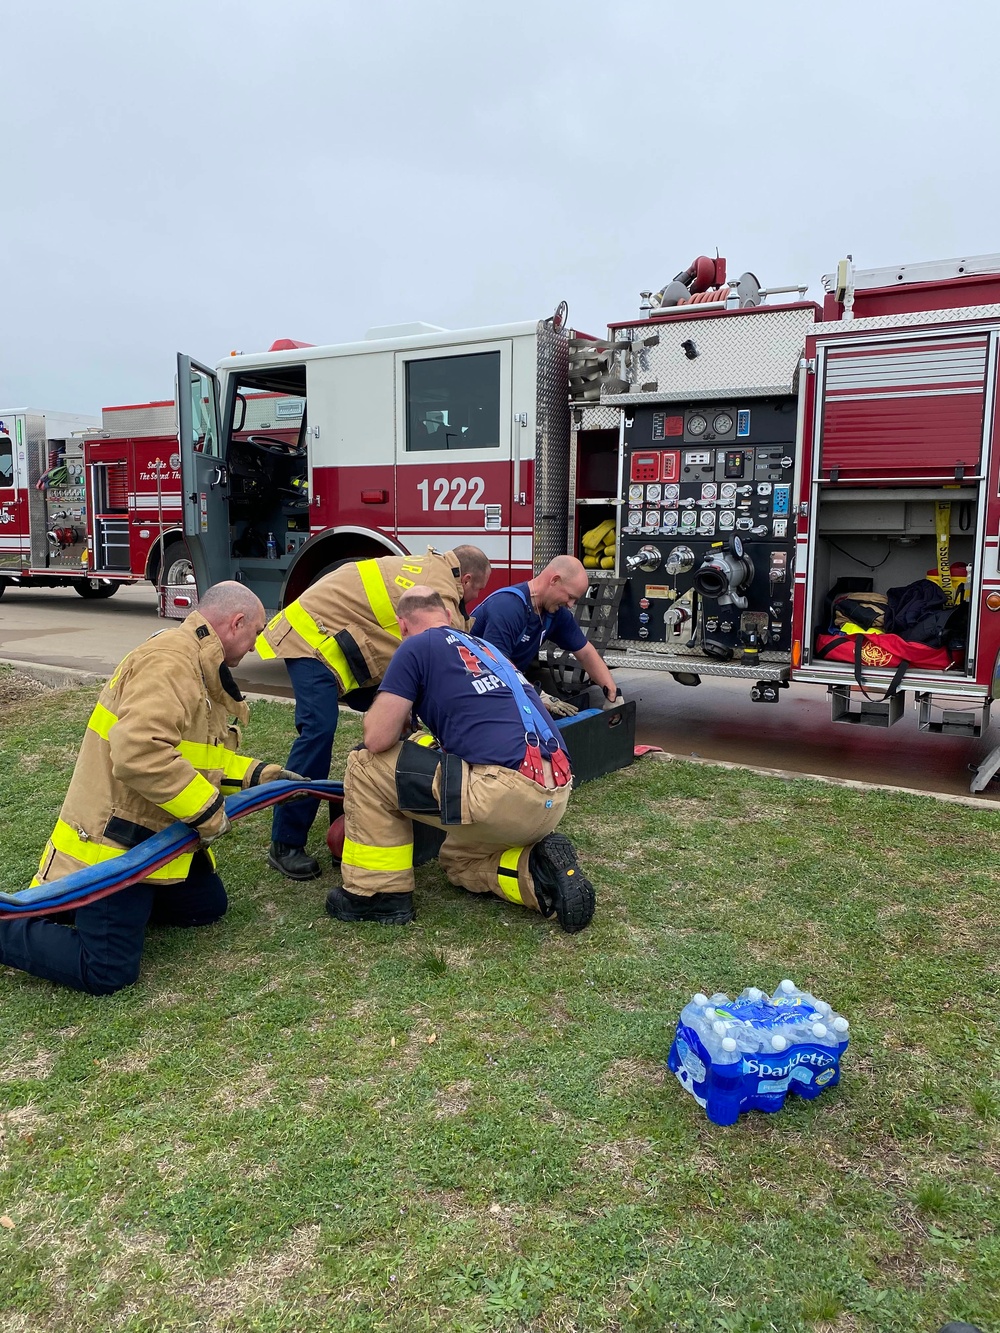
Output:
top-left (618, 397), bottom-right (798, 660)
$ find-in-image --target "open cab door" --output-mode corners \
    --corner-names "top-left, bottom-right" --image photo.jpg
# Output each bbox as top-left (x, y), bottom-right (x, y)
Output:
top-left (176, 354), bottom-right (232, 597)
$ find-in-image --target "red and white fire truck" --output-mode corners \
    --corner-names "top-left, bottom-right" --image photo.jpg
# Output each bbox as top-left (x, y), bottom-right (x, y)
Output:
top-left (172, 252), bottom-right (1000, 786)
top-left (0, 403), bottom-right (186, 598)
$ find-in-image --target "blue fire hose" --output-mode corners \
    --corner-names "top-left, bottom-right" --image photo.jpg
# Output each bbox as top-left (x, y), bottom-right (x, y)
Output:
top-left (0, 780), bottom-right (344, 920)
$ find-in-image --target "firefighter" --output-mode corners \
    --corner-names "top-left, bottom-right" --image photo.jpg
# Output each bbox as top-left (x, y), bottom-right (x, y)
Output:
top-left (470, 554), bottom-right (623, 716)
top-left (0, 583), bottom-right (300, 996)
top-left (258, 545), bottom-right (492, 881)
top-left (327, 586), bottom-right (596, 932)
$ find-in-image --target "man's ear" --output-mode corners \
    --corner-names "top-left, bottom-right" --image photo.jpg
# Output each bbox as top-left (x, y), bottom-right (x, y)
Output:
top-left (446, 607), bottom-right (453, 624)
top-left (398, 617), bottom-right (410, 639)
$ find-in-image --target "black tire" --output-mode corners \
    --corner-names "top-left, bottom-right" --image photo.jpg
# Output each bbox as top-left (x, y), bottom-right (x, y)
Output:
top-left (0, 581), bottom-right (6, 599)
top-left (74, 579), bottom-right (121, 600)
top-left (158, 540), bottom-right (195, 590)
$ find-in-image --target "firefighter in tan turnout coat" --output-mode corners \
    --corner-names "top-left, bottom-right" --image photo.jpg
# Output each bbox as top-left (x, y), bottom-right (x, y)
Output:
top-left (0, 583), bottom-right (296, 995)
top-left (257, 545), bottom-right (491, 880)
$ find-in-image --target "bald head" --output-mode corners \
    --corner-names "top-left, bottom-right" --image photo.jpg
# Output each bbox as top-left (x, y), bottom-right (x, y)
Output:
top-left (530, 555), bottom-right (590, 614)
top-left (397, 585), bottom-right (452, 638)
top-left (197, 581), bottom-right (266, 665)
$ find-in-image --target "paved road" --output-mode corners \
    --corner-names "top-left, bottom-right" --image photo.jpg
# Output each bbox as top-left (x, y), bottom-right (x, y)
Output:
top-left (2, 582), bottom-right (999, 802)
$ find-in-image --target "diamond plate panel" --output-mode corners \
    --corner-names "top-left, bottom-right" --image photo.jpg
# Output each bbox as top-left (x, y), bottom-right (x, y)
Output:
top-left (25, 414), bottom-right (50, 568)
top-left (533, 319), bottom-right (570, 572)
top-left (810, 304), bottom-right (1000, 339)
top-left (572, 405), bottom-right (620, 430)
top-left (102, 403), bottom-right (176, 436)
top-left (601, 306), bottom-right (817, 404)
top-left (603, 647), bottom-right (790, 679)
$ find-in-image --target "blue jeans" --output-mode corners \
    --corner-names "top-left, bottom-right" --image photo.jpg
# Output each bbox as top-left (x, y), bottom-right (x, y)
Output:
top-left (270, 656), bottom-right (340, 847)
top-left (0, 852), bottom-right (227, 996)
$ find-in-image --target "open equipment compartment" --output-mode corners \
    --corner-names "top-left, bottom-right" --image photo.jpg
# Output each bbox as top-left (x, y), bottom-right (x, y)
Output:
top-left (795, 315), bottom-right (997, 729)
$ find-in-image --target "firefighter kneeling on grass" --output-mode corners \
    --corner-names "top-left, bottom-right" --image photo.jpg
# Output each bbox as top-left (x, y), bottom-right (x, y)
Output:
top-left (0, 583), bottom-right (299, 996)
top-left (328, 586), bottom-right (596, 933)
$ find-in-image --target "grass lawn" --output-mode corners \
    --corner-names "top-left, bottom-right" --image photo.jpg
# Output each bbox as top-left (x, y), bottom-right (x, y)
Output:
top-left (0, 672), bottom-right (998, 1332)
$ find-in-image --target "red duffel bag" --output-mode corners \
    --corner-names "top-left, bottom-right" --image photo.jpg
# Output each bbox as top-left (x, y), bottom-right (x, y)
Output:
top-left (814, 631), bottom-right (957, 700)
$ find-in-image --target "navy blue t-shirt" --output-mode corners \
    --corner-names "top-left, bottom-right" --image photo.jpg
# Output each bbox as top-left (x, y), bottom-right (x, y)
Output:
top-left (470, 584), bottom-right (587, 672)
top-left (379, 627), bottom-right (566, 771)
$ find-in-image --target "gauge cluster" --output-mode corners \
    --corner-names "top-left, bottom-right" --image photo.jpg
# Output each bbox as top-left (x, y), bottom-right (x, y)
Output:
top-left (618, 398), bottom-right (798, 660)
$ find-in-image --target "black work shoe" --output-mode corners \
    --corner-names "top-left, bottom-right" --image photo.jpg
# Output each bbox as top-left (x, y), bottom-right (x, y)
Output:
top-left (529, 833), bottom-right (595, 934)
top-left (325, 886), bottom-right (415, 925)
top-left (267, 842), bottom-right (322, 881)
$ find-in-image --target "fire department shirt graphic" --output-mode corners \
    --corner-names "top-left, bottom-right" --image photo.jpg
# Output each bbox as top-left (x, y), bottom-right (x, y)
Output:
top-left (470, 583), bottom-right (587, 671)
top-left (379, 627), bottom-right (566, 772)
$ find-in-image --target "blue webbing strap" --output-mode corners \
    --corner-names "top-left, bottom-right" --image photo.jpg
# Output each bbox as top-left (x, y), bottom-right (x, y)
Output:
top-left (449, 631), bottom-right (561, 751)
top-left (0, 780), bottom-right (344, 920)
top-left (475, 584), bottom-right (556, 642)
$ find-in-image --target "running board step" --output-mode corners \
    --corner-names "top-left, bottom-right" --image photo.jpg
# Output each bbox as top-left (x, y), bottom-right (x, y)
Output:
top-left (916, 691), bottom-right (990, 738)
top-left (829, 684), bottom-right (905, 727)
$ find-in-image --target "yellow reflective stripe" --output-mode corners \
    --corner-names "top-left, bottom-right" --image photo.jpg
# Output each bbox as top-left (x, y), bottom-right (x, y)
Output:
top-left (342, 837), bottom-right (413, 872)
top-left (497, 846), bottom-right (525, 904)
top-left (283, 601), bottom-right (357, 691)
top-left (87, 702), bottom-right (118, 741)
top-left (358, 560), bottom-right (402, 639)
top-left (160, 773), bottom-right (218, 820)
top-left (223, 752), bottom-right (254, 780)
top-left (176, 740), bottom-right (225, 769)
top-left (255, 632), bottom-right (277, 659)
top-left (49, 820), bottom-right (193, 880)
top-left (413, 733), bottom-right (437, 747)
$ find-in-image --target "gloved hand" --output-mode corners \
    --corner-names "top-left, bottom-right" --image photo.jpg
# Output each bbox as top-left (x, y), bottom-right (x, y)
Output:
top-left (601, 686), bottom-right (624, 711)
top-left (191, 805), bottom-right (230, 847)
top-left (540, 691), bottom-right (579, 719)
top-left (250, 763), bottom-right (308, 785)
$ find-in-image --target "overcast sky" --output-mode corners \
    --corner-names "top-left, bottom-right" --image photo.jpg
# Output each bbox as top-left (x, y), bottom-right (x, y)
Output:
top-left (5, 0), bottom-right (999, 416)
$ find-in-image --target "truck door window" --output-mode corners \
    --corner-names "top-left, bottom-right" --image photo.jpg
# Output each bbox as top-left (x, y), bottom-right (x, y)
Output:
top-left (405, 351), bottom-right (500, 451)
top-left (189, 369), bottom-right (220, 457)
top-left (0, 427), bottom-right (12, 486)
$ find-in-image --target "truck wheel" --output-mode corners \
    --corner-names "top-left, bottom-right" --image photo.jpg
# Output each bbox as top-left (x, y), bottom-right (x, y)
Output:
top-left (159, 541), bottom-right (195, 589)
top-left (0, 581), bottom-right (5, 599)
top-left (75, 579), bottom-right (121, 600)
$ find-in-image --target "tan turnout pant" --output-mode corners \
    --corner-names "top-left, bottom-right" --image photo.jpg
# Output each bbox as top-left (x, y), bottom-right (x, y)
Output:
top-left (342, 744), bottom-right (571, 913)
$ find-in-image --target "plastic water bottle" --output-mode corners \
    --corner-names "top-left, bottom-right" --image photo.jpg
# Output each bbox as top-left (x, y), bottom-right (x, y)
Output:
top-left (831, 1015), bottom-right (850, 1055)
top-left (266, 532), bottom-right (278, 560)
top-left (680, 993), bottom-right (710, 1026)
top-left (706, 1037), bottom-right (743, 1126)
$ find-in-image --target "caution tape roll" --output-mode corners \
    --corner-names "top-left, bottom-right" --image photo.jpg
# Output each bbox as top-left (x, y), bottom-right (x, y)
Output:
top-left (0, 780), bottom-right (344, 920)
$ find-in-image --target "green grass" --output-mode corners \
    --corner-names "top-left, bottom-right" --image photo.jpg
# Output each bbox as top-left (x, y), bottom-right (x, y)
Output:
top-left (0, 672), bottom-right (998, 1331)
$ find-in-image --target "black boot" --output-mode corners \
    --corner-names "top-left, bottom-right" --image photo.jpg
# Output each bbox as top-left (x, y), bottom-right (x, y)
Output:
top-left (267, 842), bottom-right (322, 881)
top-left (326, 885), bottom-right (415, 925)
top-left (529, 833), bottom-right (595, 934)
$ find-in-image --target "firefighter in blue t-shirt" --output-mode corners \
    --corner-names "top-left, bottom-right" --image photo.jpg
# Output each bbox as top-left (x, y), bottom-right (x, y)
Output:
top-left (327, 587), bottom-right (596, 932)
top-left (470, 555), bottom-right (623, 717)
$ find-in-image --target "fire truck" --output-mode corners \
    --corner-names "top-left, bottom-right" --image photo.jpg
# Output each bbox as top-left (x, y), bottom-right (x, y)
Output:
top-left (0, 403), bottom-right (186, 598)
top-left (172, 252), bottom-right (1000, 788)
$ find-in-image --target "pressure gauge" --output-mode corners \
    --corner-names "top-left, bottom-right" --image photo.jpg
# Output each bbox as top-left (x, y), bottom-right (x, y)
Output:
top-left (687, 413), bottom-right (708, 437)
top-left (713, 411), bottom-right (734, 435)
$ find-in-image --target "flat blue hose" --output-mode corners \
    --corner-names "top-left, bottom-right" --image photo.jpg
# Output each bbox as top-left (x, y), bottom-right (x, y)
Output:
top-left (0, 780), bottom-right (344, 918)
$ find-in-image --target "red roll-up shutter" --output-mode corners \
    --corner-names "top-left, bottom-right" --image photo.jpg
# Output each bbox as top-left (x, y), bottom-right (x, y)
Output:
top-left (819, 335), bottom-right (989, 480)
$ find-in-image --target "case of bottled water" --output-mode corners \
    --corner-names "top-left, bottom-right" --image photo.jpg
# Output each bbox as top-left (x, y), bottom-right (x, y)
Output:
top-left (667, 981), bottom-right (850, 1125)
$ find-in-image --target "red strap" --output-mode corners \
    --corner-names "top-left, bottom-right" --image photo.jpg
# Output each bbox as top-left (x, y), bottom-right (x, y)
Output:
top-left (519, 744), bottom-right (572, 788)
